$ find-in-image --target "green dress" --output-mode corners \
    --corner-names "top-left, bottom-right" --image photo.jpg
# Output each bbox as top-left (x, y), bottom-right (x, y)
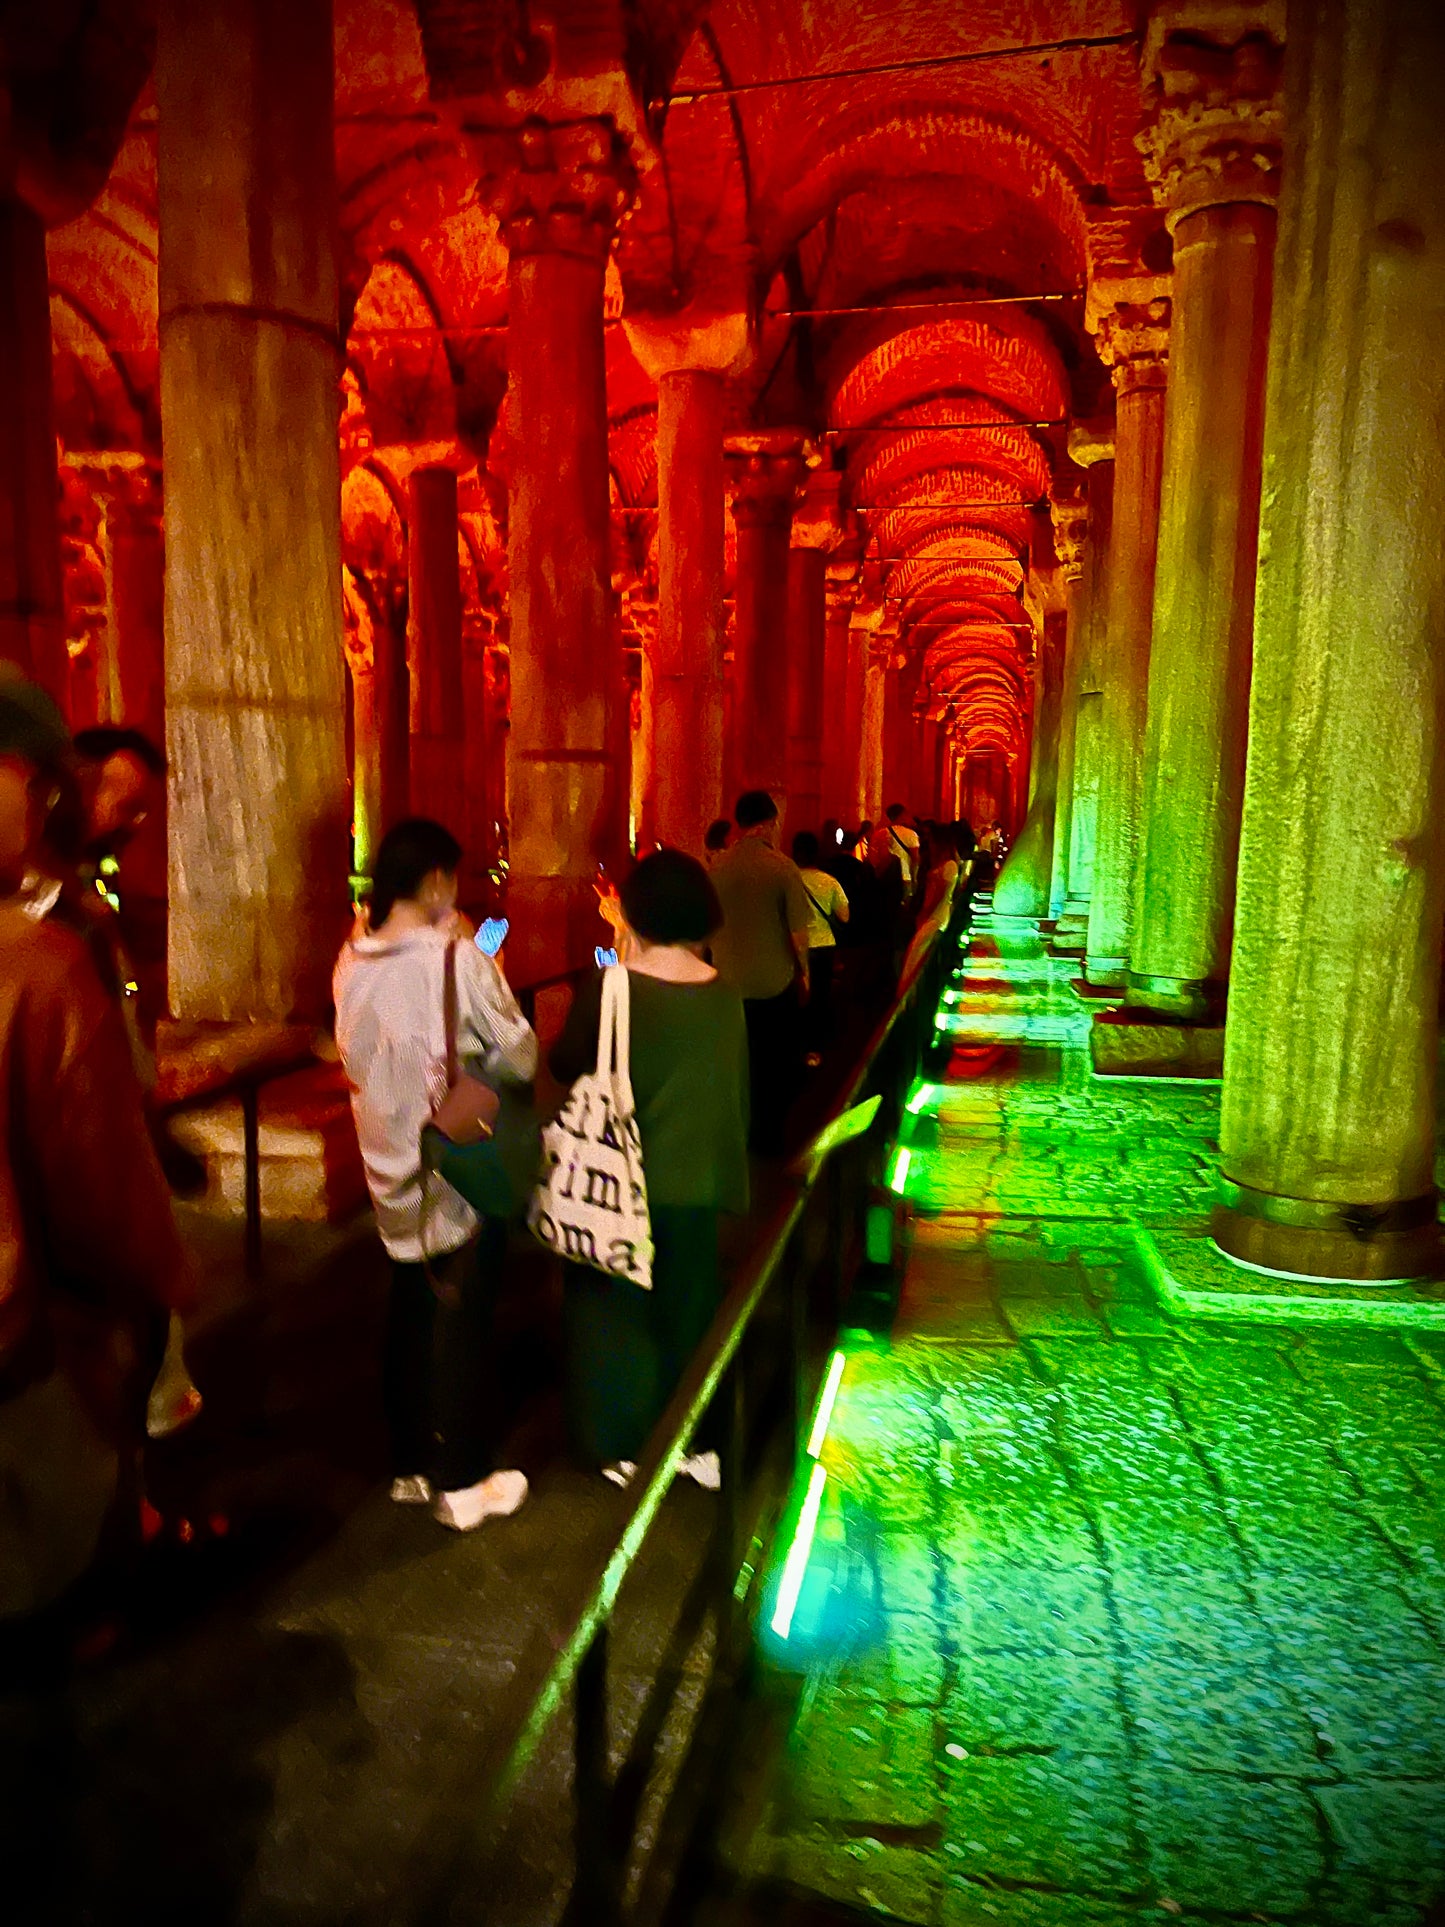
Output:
top-left (549, 970), bottom-right (749, 1463)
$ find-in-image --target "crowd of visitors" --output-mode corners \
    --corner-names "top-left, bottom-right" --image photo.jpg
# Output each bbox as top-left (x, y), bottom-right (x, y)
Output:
top-left (1, 647), bottom-right (980, 1627)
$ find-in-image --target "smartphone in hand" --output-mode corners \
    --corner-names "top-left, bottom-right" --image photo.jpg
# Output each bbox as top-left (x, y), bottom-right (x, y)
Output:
top-left (475, 917), bottom-right (509, 957)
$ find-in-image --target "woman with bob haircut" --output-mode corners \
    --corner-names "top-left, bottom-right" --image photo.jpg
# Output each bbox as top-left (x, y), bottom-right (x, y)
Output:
top-left (549, 848), bottom-right (748, 1486)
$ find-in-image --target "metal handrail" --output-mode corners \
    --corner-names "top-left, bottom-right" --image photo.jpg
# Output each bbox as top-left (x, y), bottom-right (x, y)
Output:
top-left (411, 918), bottom-right (957, 1924)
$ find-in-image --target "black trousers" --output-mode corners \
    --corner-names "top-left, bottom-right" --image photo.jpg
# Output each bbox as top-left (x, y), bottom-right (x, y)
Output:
top-left (744, 983), bottom-right (804, 1156)
top-left (383, 1222), bottom-right (505, 1493)
top-left (562, 1206), bottom-right (722, 1466)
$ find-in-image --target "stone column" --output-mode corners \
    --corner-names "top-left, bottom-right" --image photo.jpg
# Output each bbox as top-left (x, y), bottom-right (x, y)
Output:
top-left (1083, 287), bottom-right (1170, 985)
top-left (103, 487), bottom-right (166, 741)
top-left (1215, 0), bottom-right (1445, 1282)
top-left (726, 431), bottom-right (812, 804)
top-left (785, 544), bottom-right (829, 837)
top-left (996, 604), bottom-right (1067, 917)
top-left (1053, 432), bottom-right (1115, 951)
top-left (648, 369), bottom-right (726, 851)
top-left (860, 633), bottom-right (890, 822)
top-left (158, 0), bottom-right (349, 1021)
top-left (842, 602), bottom-right (878, 823)
top-left (407, 464), bottom-right (467, 833)
top-left (475, 121), bottom-right (634, 978)
top-left (0, 197), bottom-right (65, 697)
top-left (1130, 11), bottom-right (1283, 1019)
top-left (821, 562), bottom-right (860, 820)
top-left (1046, 486), bottom-right (1089, 918)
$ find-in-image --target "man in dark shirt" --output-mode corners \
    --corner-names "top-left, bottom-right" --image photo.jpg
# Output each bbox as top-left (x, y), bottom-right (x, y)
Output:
top-left (709, 790), bottom-right (811, 1155)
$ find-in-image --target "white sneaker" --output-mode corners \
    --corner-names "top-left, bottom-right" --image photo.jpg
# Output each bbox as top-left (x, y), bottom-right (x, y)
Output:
top-left (433, 1470), bottom-right (529, 1530)
top-left (680, 1451), bottom-right (721, 1491)
top-left (390, 1474), bottom-right (431, 1504)
top-left (602, 1460), bottom-right (637, 1489)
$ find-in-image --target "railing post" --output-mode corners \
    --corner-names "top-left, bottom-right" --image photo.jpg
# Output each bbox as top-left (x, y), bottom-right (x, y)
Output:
top-left (574, 1627), bottom-right (621, 1925)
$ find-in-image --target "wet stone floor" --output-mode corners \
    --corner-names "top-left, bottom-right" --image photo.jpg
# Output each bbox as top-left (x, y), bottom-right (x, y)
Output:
top-left (720, 917), bottom-right (1445, 1926)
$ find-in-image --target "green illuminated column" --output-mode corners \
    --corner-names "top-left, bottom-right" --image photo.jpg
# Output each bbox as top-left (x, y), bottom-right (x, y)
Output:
top-left (1053, 439), bottom-right (1113, 952)
top-left (1045, 484), bottom-right (1089, 919)
top-left (1084, 290), bottom-right (1169, 985)
top-left (1215, 0), bottom-right (1445, 1282)
top-left (995, 602), bottom-right (1065, 917)
top-left (1129, 13), bottom-right (1283, 1019)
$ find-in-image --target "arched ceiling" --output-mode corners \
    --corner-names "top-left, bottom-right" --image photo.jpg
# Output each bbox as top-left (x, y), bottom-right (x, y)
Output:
top-left (45, 0), bottom-right (1161, 772)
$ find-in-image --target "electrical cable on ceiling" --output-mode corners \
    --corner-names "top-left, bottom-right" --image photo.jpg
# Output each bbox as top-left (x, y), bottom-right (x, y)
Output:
top-left (659, 31), bottom-right (1138, 104)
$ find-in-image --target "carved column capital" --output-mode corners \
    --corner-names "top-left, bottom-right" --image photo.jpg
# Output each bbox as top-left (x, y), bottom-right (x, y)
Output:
top-left (1138, 3), bottom-right (1285, 226)
top-left (1088, 285), bottom-right (1172, 396)
top-left (725, 430), bottom-right (817, 529)
top-left (475, 116), bottom-right (636, 264)
top-left (1051, 492), bottom-right (1090, 583)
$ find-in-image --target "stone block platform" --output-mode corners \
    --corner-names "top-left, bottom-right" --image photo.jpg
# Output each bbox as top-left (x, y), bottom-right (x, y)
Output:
top-left (169, 1061), bottom-right (367, 1223)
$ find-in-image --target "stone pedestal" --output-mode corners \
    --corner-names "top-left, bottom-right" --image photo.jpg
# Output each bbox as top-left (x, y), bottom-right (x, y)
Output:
top-left (1214, 0), bottom-right (1445, 1282)
top-left (476, 119), bottom-right (634, 979)
top-left (158, 0), bottom-right (350, 1022)
top-left (1084, 289), bottom-right (1169, 986)
top-left (0, 197), bottom-right (65, 697)
top-left (1131, 17), bottom-right (1282, 1019)
top-left (726, 432), bottom-right (810, 804)
top-left (407, 464), bottom-right (466, 834)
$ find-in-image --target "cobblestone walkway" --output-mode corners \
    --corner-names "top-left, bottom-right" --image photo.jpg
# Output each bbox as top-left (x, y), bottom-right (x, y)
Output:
top-left (724, 918), bottom-right (1445, 1925)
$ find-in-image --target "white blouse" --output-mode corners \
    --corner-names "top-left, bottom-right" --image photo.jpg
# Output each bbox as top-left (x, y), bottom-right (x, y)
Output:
top-left (334, 926), bottom-right (538, 1262)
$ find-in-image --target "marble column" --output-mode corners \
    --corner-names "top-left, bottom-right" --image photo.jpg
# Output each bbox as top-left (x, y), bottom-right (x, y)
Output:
top-left (785, 543), bottom-right (829, 838)
top-left (158, 0), bottom-right (349, 1021)
top-left (1046, 487), bottom-right (1089, 919)
top-left (861, 634), bottom-right (889, 822)
top-left (1053, 432), bottom-right (1115, 951)
top-left (1215, 0), bottom-right (1445, 1282)
top-left (102, 484), bottom-right (165, 740)
top-left (1084, 289), bottom-right (1170, 986)
top-left (1130, 15), bottom-right (1283, 1019)
top-left (821, 564), bottom-right (860, 820)
top-left (996, 605), bottom-right (1067, 917)
top-left (646, 368), bottom-right (726, 852)
top-left (407, 464), bottom-right (466, 834)
top-left (475, 120), bottom-right (634, 979)
top-left (0, 197), bottom-right (65, 697)
top-left (725, 433), bottom-right (811, 806)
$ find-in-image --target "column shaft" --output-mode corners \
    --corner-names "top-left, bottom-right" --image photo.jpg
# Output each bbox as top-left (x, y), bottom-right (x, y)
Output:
top-left (1131, 203), bottom-right (1275, 1014)
top-left (861, 645), bottom-right (886, 821)
top-left (103, 496), bottom-right (165, 739)
top-left (1215, 0), bottom-right (1445, 1280)
top-left (407, 465), bottom-right (466, 832)
top-left (785, 544), bottom-right (828, 838)
top-left (158, 0), bottom-right (348, 1021)
top-left (996, 610), bottom-right (1066, 916)
top-left (1085, 369), bottom-right (1167, 983)
top-left (653, 369), bottom-right (725, 851)
top-left (0, 198), bottom-right (65, 697)
top-left (820, 586), bottom-right (854, 819)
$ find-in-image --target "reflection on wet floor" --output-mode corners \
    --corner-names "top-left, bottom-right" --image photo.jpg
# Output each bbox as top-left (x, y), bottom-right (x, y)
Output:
top-left (718, 916), bottom-right (1445, 1926)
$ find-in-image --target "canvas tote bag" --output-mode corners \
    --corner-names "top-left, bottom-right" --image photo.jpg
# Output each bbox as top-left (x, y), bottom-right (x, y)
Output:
top-left (528, 966), bottom-right (653, 1289)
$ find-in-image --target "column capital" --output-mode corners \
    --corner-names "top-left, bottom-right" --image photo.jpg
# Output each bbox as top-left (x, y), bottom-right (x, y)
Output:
top-left (1138, 2), bottom-right (1285, 227)
top-left (1088, 283), bottom-right (1172, 396)
top-left (725, 430), bottom-right (818, 528)
top-left (790, 468), bottom-right (846, 551)
top-left (475, 116), bottom-right (636, 264)
top-left (1066, 416), bottom-right (1117, 469)
top-left (623, 302), bottom-right (750, 382)
top-left (1050, 491), bottom-right (1090, 583)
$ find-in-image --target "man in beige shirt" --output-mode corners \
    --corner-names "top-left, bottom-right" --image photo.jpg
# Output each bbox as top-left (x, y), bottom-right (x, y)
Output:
top-left (709, 791), bottom-right (812, 1154)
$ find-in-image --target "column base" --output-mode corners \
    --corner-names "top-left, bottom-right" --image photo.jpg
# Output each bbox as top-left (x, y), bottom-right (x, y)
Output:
top-left (1212, 1177), bottom-right (1444, 1283)
top-left (1083, 954), bottom-right (1129, 988)
top-left (1125, 971), bottom-right (1223, 1023)
top-left (1134, 1224), bottom-right (1445, 1329)
top-left (1090, 1007), bottom-right (1224, 1079)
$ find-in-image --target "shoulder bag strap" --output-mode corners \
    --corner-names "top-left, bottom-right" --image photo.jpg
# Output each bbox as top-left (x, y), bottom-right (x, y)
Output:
top-left (802, 881), bottom-right (830, 920)
top-left (609, 965), bottom-right (636, 1112)
top-left (443, 939), bottom-right (460, 1083)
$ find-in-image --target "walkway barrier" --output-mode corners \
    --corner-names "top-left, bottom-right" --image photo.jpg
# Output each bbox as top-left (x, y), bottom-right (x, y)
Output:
top-left (414, 921), bottom-right (959, 1926)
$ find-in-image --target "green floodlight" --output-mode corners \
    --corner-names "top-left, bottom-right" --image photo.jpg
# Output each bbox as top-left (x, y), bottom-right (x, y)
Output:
top-left (889, 1146), bottom-right (913, 1194)
top-left (807, 1350), bottom-right (847, 1459)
